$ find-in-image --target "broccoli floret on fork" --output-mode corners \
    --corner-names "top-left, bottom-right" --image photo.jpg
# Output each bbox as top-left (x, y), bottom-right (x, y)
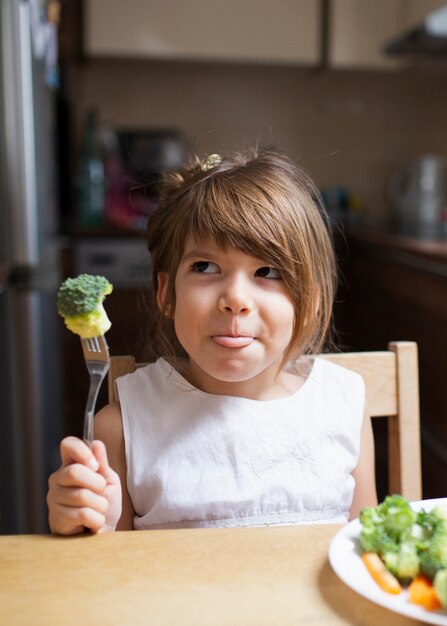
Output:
top-left (57, 274), bottom-right (113, 338)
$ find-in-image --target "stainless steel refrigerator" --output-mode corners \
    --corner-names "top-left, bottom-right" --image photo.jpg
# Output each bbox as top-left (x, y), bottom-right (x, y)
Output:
top-left (0, 0), bottom-right (63, 533)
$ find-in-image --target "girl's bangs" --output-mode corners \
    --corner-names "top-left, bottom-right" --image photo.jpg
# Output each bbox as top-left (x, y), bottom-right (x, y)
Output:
top-left (183, 185), bottom-right (289, 266)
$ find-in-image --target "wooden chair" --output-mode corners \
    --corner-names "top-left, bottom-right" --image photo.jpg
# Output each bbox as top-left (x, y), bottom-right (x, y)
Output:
top-left (108, 341), bottom-right (422, 501)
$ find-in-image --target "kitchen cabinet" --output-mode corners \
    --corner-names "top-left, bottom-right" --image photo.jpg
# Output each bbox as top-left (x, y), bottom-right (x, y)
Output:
top-left (329, 0), bottom-right (404, 69)
top-left (329, 0), bottom-right (446, 70)
top-left (84, 0), bottom-right (321, 65)
top-left (84, 0), bottom-right (447, 70)
top-left (403, 0), bottom-right (447, 30)
top-left (335, 228), bottom-right (447, 498)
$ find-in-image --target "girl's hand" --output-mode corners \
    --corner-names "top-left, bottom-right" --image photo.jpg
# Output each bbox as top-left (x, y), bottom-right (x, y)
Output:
top-left (47, 436), bottom-right (122, 535)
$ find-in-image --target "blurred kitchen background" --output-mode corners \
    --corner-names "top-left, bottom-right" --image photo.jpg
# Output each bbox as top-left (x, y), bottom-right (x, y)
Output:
top-left (1, 0), bottom-right (447, 534)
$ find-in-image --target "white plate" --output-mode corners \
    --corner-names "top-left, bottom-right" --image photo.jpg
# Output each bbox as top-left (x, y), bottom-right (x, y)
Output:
top-left (328, 498), bottom-right (447, 625)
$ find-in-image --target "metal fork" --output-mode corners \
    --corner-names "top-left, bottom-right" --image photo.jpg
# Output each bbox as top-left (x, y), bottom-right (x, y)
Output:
top-left (81, 335), bottom-right (110, 447)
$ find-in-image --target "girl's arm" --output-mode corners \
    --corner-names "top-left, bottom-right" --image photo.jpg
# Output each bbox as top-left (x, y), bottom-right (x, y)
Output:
top-left (93, 402), bottom-right (135, 530)
top-left (349, 405), bottom-right (378, 520)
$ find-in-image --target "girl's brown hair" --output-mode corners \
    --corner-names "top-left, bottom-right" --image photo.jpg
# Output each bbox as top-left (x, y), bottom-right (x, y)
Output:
top-left (144, 148), bottom-right (337, 365)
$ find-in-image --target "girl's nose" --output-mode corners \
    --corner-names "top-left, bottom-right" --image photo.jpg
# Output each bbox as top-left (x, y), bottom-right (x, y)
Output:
top-left (217, 277), bottom-right (253, 314)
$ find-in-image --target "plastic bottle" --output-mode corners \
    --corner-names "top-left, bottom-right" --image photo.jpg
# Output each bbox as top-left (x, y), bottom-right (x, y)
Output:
top-left (102, 126), bottom-right (130, 228)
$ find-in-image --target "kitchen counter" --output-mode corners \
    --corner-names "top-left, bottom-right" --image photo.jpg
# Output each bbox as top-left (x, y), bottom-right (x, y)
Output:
top-left (342, 225), bottom-right (447, 267)
top-left (334, 225), bottom-right (447, 500)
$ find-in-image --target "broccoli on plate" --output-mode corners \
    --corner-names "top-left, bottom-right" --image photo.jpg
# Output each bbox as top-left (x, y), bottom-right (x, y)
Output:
top-left (359, 496), bottom-right (447, 609)
top-left (435, 569), bottom-right (447, 608)
top-left (360, 495), bottom-right (416, 551)
top-left (57, 274), bottom-right (112, 338)
top-left (419, 506), bottom-right (447, 579)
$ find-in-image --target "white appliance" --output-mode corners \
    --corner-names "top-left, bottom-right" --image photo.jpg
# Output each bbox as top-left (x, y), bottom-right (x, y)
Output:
top-left (385, 5), bottom-right (447, 56)
top-left (0, 0), bottom-right (63, 533)
top-left (388, 154), bottom-right (447, 236)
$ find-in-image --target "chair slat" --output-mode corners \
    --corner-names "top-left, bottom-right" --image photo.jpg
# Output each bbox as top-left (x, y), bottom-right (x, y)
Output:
top-left (388, 342), bottom-right (422, 501)
top-left (108, 355), bottom-right (136, 403)
top-left (319, 352), bottom-right (398, 417)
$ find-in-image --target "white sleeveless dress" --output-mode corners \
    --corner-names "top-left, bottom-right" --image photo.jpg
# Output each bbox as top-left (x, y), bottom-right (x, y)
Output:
top-left (116, 356), bottom-right (365, 530)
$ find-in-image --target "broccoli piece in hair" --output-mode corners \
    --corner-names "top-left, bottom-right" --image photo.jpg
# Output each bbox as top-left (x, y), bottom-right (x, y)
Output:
top-left (57, 274), bottom-right (112, 338)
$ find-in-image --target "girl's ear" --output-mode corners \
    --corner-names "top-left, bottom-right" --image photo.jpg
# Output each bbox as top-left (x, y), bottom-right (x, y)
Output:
top-left (156, 272), bottom-right (173, 317)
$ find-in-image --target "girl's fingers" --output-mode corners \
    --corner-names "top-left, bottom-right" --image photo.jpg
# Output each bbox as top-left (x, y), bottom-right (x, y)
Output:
top-left (48, 437), bottom-right (120, 536)
top-left (59, 436), bottom-right (99, 471)
top-left (48, 437), bottom-right (122, 536)
top-left (54, 487), bottom-right (109, 514)
top-left (55, 463), bottom-right (107, 493)
top-left (92, 440), bottom-right (120, 485)
top-left (50, 504), bottom-right (106, 535)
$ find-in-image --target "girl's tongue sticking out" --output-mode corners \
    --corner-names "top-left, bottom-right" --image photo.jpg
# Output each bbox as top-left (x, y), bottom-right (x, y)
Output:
top-left (213, 336), bottom-right (254, 348)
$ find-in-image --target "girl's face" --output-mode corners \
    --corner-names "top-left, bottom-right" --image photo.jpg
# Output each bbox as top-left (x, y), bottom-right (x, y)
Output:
top-left (157, 236), bottom-right (297, 399)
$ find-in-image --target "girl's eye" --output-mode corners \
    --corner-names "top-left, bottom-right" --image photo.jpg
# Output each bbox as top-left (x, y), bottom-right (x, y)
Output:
top-left (256, 266), bottom-right (281, 279)
top-left (192, 261), bottom-right (219, 274)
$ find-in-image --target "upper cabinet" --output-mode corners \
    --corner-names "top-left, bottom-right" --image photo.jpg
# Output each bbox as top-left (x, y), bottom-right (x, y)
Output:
top-left (329, 0), bottom-right (447, 70)
top-left (84, 0), bottom-right (447, 70)
top-left (402, 0), bottom-right (447, 30)
top-left (84, 0), bottom-right (322, 66)
top-left (329, 0), bottom-right (404, 69)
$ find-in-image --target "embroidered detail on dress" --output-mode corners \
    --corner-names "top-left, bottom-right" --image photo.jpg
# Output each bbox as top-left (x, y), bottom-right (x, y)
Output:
top-left (250, 413), bottom-right (317, 480)
top-left (251, 436), bottom-right (316, 480)
top-left (249, 416), bottom-right (348, 503)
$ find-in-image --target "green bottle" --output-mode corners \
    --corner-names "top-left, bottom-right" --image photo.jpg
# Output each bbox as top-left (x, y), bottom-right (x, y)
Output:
top-left (77, 110), bottom-right (105, 227)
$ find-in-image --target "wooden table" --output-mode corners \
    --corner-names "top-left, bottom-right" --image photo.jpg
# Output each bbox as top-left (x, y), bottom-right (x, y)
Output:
top-left (0, 524), bottom-right (426, 626)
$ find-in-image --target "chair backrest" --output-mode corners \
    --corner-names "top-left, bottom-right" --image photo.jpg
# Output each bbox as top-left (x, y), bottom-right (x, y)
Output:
top-left (108, 341), bottom-right (422, 501)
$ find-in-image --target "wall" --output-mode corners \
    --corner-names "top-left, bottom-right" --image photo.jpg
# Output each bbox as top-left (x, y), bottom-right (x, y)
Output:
top-left (70, 58), bottom-right (447, 219)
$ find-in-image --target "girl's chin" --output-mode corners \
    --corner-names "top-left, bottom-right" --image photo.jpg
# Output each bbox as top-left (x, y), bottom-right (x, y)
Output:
top-left (189, 359), bottom-right (273, 386)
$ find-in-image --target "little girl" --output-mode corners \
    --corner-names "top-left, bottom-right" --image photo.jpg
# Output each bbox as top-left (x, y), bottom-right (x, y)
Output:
top-left (47, 149), bottom-right (377, 534)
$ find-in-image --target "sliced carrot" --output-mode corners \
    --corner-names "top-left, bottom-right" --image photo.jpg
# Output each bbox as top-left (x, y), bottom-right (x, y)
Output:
top-left (361, 552), bottom-right (402, 594)
top-left (408, 575), bottom-right (442, 611)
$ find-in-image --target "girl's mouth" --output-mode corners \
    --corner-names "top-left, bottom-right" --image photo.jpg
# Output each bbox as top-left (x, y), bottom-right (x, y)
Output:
top-left (212, 336), bottom-right (254, 348)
